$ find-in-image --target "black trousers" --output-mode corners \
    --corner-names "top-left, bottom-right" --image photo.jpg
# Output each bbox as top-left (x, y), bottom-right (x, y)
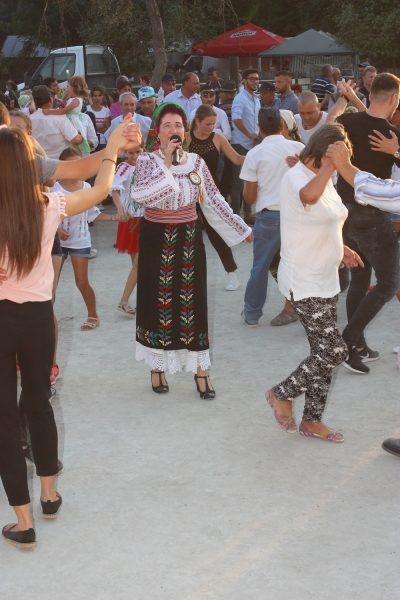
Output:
top-left (198, 206), bottom-right (237, 273)
top-left (0, 300), bottom-right (58, 506)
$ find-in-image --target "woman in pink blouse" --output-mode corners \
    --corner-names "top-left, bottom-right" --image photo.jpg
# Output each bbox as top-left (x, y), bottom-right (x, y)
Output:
top-left (0, 120), bottom-right (141, 549)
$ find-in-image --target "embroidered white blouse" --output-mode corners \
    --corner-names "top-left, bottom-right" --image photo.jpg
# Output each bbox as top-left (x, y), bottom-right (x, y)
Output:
top-left (111, 162), bottom-right (144, 217)
top-left (130, 152), bottom-right (251, 247)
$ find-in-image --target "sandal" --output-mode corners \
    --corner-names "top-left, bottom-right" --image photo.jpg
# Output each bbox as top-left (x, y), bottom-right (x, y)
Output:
top-left (118, 302), bottom-right (136, 317)
top-left (299, 422), bottom-right (344, 443)
top-left (270, 309), bottom-right (298, 327)
top-left (194, 375), bottom-right (216, 400)
top-left (151, 370), bottom-right (169, 394)
top-left (2, 523), bottom-right (36, 548)
top-left (266, 388), bottom-right (296, 434)
top-left (81, 317), bottom-right (100, 331)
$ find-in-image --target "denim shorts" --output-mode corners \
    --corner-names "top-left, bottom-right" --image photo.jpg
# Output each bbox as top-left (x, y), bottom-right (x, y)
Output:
top-left (61, 246), bottom-right (91, 258)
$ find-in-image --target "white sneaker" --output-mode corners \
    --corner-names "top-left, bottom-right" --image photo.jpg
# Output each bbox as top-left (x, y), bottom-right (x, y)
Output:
top-left (393, 346), bottom-right (399, 353)
top-left (225, 272), bottom-right (240, 291)
top-left (89, 248), bottom-right (98, 259)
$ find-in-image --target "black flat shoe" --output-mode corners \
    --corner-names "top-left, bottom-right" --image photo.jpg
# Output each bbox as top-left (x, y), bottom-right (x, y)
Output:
top-left (151, 370), bottom-right (169, 394)
top-left (2, 523), bottom-right (36, 548)
top-left (41, 492), bottom-right (62, 519)
top-left (194, 374), bottom-right (216, 400)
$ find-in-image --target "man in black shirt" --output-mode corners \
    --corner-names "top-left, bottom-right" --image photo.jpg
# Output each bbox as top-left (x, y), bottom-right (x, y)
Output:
top-left (335, 73), bottom-right (400, 374)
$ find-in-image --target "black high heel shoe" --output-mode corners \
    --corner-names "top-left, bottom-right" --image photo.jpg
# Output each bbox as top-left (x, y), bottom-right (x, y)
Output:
top-left (194, 374), bottom-right (215, 400)
top-left (151, 370), bottom-right (169, 394)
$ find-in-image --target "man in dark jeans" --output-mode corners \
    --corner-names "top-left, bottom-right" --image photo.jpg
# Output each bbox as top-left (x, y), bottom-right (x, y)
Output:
top-left (335, 73), bottom-right (400, 373)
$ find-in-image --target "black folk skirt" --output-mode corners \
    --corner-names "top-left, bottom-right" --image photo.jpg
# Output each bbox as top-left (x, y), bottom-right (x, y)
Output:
top-left (135, 218), bottom-right (211, 373)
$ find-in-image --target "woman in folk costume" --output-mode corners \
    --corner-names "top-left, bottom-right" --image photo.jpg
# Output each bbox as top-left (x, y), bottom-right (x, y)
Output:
top-left (128, 102), bottom-right (252, 398)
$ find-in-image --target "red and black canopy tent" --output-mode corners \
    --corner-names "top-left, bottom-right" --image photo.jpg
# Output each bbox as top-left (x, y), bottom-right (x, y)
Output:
top-left (192, 23), bottom-right (285, 58)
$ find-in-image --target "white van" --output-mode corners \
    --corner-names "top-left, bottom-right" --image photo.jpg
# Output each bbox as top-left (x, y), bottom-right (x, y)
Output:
top-left (19, 45), bottom-right (120, 93)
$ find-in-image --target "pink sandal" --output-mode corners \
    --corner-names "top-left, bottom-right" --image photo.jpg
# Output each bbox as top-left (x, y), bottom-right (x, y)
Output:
top-left (266, 388), bottom-right (297, 434)
top-left (299, 422), bottom-right (344, 443)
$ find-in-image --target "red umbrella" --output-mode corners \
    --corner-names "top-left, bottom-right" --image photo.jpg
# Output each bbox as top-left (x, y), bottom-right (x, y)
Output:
top-left (192, 23), bottom-right (285, 57)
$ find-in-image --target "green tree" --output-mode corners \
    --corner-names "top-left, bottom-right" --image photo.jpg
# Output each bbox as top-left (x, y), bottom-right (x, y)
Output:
top-left (335, 0), bottom-right (400, 67)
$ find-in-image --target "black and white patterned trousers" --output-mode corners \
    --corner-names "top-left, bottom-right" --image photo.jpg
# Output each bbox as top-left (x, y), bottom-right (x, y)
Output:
top-left (274, 295), bottom-right (348, 422)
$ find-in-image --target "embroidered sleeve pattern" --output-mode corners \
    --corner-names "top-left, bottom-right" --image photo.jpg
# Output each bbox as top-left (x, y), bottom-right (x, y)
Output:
top-left (199, 157), bottom-right (249, 238)
top-left (111, 162), bottom-right (131, 193)
top-left (131, 154), bottom-right (181, 210)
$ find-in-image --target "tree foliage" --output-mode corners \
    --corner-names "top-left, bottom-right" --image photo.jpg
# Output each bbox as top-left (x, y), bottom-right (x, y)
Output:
top-left (335, 0), bottom-right (400, 67)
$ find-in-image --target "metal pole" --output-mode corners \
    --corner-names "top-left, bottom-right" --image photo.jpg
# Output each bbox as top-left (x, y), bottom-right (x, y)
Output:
top-left (230, 56), bottom-right (239, 89)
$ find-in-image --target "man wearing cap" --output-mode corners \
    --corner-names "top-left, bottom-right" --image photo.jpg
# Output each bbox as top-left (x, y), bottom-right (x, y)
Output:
top-left (328, 69), bottom-right (367, 111)
top-left (189, 85), bottom-right (231, 140)
top-left (136, 87), bottom-right (157, 119)
top-left (164, 72), bottom-right (202, 115)
top-left (259, 82), bottom-right (276, 108)
top-left (240, 107), bottom-right (304, 327)
top-left (207, 67), bottom-right (222, 104)
top-left (218, 81), bottom-right (237, 127)
top-left (104, 92), bottom-right (151, 145)
top-left (157, 73), bottom-right (176, 106)
top-left (30, 85), bottom-right (82, 159)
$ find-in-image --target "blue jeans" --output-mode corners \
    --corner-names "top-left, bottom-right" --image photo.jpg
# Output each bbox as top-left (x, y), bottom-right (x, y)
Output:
top-left (231, 144), bottom-right (252, 215)
top-left (243, 210), bottom-right (281, 324)
top-left (343, 207), bottom-right (399, 348)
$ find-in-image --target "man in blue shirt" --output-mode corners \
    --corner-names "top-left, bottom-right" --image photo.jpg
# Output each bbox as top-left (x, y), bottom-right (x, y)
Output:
top-left (231, 68), bottom-right (261, 224)
top-left (273, 71), bottom-right (299, 115)
top-left (311, 65), bottom-right (335, 111)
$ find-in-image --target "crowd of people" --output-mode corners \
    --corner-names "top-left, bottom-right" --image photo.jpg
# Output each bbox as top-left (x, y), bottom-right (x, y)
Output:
top-left (0, 58), bottom-right (400, 549)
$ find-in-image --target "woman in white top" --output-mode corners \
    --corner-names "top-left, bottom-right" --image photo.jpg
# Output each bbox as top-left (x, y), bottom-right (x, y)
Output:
top-left (0, 121), bottom-right (140, 549)
top-left (266, 124), bottom-right (364, 443)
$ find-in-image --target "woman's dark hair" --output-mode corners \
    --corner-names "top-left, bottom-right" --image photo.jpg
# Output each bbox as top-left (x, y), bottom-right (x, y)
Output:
top-left (116, 79), bottom-right (132, 92)
top-left (190, 104), bottom-right (216, 133)
top-left (90, 84), bottom-right (106, 96)
top-left (157, 103), bottom-right (188, 131)
top-left (43, 77), bottom-right (57, 87)
top-left (59, 146), bottom-right (82, 161)
top-left (140, 74), bottom-right (150, 85)
top-left (300, 123), bottom-right (353, 169)
top-left (6, 80), bottom-right (18, 91)
top-left (0, 127), bottom-right (45, 279)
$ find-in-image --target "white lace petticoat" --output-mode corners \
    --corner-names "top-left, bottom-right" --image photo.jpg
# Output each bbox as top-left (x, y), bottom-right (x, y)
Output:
top-left (135, 342), bottom-right (211, 374)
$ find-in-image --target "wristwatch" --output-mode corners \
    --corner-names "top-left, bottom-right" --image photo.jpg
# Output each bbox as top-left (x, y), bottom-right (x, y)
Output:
top-left (394, 148), bottom-right (400, 158)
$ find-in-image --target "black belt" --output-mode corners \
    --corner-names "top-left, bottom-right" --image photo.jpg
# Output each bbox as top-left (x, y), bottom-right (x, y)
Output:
top-left (260, 208), bottom-right (279, 212)
top-left (346, 204), bottom-right (387, 217)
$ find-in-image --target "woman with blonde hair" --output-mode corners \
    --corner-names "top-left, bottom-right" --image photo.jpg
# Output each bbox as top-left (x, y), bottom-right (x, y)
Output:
top-left (0, 121), bottom-right (140, 549)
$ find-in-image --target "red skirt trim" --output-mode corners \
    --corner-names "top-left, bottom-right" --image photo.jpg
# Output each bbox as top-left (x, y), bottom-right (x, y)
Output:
top-left (115, 218), bottom-right (141, 254)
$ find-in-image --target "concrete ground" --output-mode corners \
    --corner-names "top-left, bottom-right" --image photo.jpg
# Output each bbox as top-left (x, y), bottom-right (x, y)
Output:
top-left (1, 212), bottom-right (399, 600)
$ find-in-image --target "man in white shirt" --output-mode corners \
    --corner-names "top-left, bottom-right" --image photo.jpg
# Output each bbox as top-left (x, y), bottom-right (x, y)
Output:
top-left (104, 92), bottom-right (151, 145)
top-left (157, 73), bottom-right (176, 106)
top-left (294, 91), bottom-right (328, 144)
top-left (31, 85), bottom-right (82, 159)
top-left (240, 107), bottom-right (304, 326)
top-left (189, 85), bottom-right (231, 140)
top-left (164, 72), bottom-right (201, 116)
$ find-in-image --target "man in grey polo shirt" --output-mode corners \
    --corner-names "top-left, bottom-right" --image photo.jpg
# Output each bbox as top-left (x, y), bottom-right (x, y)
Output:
top-left (231, 68), bottom-right (261, 224)
top-left (240, 107), bottom-right (304, 327)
